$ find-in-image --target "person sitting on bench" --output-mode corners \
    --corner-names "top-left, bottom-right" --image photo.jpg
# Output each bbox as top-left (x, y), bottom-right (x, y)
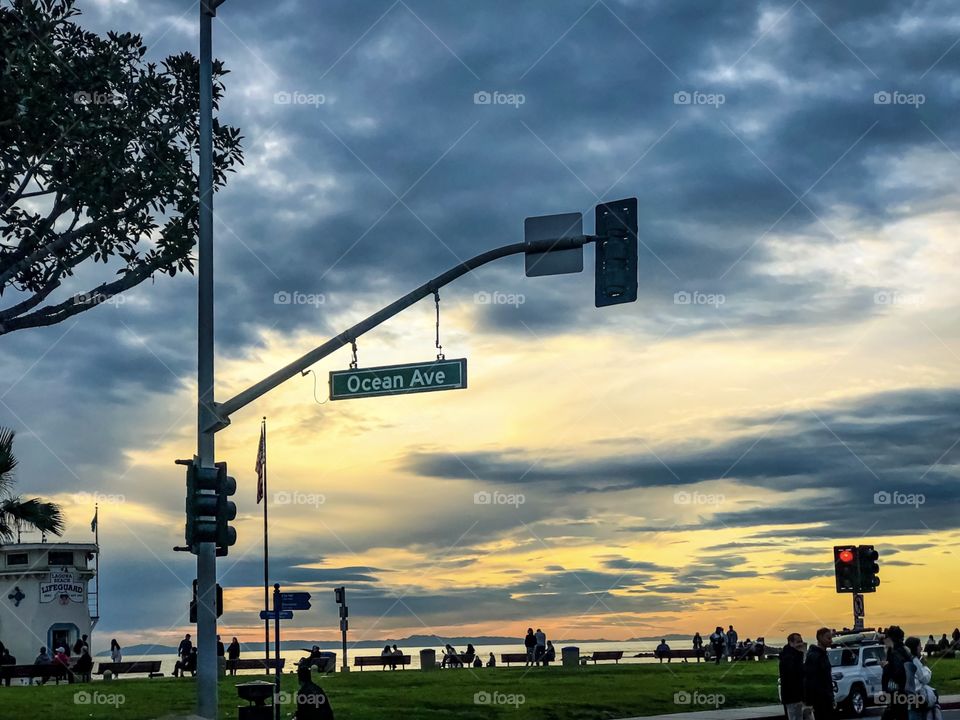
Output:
top-left (173, 647), bottom-right (198, 677)
top-left (74, 647), bottom-right (93, 683)
top-left (441, 645), bottom-right (461, 668)
top-left (542, 641), bottom-right (556, 666)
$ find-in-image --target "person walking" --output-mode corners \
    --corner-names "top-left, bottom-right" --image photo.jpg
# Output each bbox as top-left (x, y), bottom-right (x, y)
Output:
top-left (524, 628), bottom-right (537, 667)
top-left (905, 637), bottom-right (934, 720)
top-left (693, 632), bottom-right (704, 662)
top-left (726, 625), bottom-right (739, 660)
top-left (709, 626), bottom-right (725, 664)
top-left (882, 626), bottom-right (913, 720)
top-left (110, 639), bottom-right (122, 663)
top-left (534, 628), bottom-right (547, 666)
top-left (780, 633), bottom-right (811, 720)
top-left (804, 627), bottom-right (835, 720)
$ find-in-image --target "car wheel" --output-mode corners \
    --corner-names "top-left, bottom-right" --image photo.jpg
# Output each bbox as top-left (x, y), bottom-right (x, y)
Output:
top-left (846, 686), bottom-right (867, 717)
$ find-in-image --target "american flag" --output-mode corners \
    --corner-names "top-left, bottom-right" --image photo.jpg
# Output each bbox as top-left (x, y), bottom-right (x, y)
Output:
top-left (255, 420), bottom-right (266, 504)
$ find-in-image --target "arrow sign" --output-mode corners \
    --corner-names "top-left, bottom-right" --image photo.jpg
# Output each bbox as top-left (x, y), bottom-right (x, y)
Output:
top-left (279, 591), bottom-right (311, 610)
top-left (260, 609), bottom-right (293, 620)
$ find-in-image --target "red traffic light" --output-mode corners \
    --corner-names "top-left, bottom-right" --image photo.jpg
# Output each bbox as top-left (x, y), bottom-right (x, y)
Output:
top-left (838, 549), bottom-right (855, 563)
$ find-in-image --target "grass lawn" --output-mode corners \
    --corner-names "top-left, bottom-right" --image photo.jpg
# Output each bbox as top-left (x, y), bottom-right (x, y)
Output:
top-left (2, 658), bottom-right (959, 720)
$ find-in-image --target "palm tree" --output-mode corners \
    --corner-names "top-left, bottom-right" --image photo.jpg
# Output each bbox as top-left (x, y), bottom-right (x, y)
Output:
top-left (0, 427), bottom-right (65, 543)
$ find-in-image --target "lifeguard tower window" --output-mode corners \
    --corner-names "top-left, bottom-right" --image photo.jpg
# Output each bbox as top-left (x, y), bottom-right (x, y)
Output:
top-left (6, 552), bottom-right (27, 566)
top-left (48, 551), bottom-right (73, 566)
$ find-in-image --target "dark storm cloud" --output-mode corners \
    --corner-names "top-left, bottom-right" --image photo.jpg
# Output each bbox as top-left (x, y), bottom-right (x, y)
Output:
top-left (406, 386), bottom-right (960, 538)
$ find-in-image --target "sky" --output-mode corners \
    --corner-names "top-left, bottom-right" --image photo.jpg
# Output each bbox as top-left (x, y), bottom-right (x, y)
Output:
top-left (2, 0), bottom-right (960, 651)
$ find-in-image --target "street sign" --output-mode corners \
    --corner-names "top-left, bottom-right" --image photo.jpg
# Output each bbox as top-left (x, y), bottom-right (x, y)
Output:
top-left (524, 212), bottom-right (584, 277)
top-left (260, 609), bottom-right (293, 620)
top-left (280, 592), bottom-right (311, 610)
top-left (329, 359), bottom-right (467, 401)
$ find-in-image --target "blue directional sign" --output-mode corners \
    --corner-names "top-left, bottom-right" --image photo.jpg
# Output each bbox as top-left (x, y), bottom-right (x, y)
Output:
top-left (260, 609), bottom-right (293, 620)
top-left (279, 592), bottom-right (311, 610)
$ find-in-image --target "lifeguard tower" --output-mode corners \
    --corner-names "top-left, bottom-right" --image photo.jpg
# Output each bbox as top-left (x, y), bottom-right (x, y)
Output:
top-left (0, 541), bottom-right (99, 662)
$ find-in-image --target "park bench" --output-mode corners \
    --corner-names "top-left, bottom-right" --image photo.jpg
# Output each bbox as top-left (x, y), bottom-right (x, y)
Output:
top-left (587, 650), bottom-right (623, 664)
top-left (94, 660), bottom-right (163, 678)
top-left (1, 663), bottom-right (70, 685)
top-left (353, 655), bottom-right (411, 671)
top-left (225, 658), bottom-right (285, 673)
top-left (635, 649), bottom-right (703, 661)
top-left (500, 653), bottom-right (529, 666)
top-left (442, 652), bottom-right (475, 668)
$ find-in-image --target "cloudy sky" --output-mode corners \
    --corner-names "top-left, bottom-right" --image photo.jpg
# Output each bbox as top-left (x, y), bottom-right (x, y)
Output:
top-left (3, 0), bottom-right (960, 650)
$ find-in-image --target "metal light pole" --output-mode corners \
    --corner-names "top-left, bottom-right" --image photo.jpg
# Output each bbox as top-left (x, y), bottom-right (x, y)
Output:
top-left (197, 1), bottom-right (226, 716)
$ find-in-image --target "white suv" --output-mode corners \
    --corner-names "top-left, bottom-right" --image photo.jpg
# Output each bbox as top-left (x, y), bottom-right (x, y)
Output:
top-left (828, 643), bottom-right (885, 717)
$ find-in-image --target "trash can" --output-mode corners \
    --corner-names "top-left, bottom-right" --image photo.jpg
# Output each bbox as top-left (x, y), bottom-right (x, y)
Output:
top-left (420, 648), bottom-right (437, 671)
top-left (562, 646), bottom-right (580, 668)
top-left (309, 651), bottom-right (336, 674)
top-left (236, 680), bottom-right (275, 720)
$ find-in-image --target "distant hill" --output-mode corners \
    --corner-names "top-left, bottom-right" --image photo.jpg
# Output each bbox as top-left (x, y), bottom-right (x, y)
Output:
top-left (95, 634), bottom-right (631, 657)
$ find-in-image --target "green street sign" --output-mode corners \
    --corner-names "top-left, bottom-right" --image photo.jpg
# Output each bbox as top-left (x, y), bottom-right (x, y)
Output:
top-left (329, 358), bottom-right (467, 401)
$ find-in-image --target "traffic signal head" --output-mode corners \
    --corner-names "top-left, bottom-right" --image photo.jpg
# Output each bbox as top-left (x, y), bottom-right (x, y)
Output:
top-left (594, 198), bottom-right (638, 307)
top-left (215, 462), bottom-right (238, 555)
top-left (334, 586), bottom-right (345, 605)
top-left (184, 460), bottom-right (237, 554)
top-left (834, 545), bottom-right (859, 593)
top-left (857, 545), bottom-right (880, 593)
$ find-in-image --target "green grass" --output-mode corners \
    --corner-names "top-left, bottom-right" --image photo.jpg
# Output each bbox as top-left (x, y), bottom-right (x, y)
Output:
top-left (3, 658), bottom-right (959, 720)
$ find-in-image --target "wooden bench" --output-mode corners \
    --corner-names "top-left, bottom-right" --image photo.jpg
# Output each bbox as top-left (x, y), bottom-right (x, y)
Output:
top-left (353, 655), bottom-right (411, 671)
top-left (442, 653), bottom-right (475, 668)
top-left (94, 661), bottom-right (163, 678)
top-left (635, 648), bottom-right (703, 661)
top-left (225, 658), bottom-right (285, 673)
top-left (500, 653), bottom-right (530, 666)
top-left (1, 664), bottom-right (70, 685)
top-left (588, 650), bottom-right (623, 664)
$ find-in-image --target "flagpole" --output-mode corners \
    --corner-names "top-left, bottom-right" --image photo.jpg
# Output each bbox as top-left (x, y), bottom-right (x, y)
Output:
top-left (262, 417), bottom-right (269, 666)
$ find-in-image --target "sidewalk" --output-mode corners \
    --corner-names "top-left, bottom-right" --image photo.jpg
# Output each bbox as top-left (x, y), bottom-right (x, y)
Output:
top-left (622, 695), bottom-right (960, 720)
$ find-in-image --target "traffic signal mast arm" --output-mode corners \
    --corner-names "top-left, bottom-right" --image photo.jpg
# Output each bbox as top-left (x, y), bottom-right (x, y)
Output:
top-left (207, 235), bottom-right (597, 432)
